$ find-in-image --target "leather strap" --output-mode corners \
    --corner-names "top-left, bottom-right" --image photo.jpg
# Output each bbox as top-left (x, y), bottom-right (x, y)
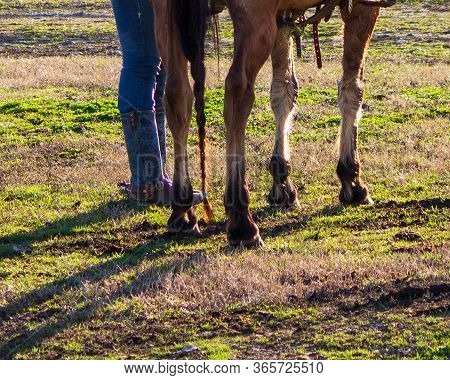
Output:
top-left (312, 22), bottom-right (322, 69)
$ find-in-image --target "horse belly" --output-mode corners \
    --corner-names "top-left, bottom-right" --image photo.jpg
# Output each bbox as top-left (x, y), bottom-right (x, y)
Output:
top-left (279, 0), bottom-right (323, 10)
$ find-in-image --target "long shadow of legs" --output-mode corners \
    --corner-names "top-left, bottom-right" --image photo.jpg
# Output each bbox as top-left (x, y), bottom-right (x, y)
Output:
top-left (0, 241), bottom-right (209, 359)
top-left (257, 197), bottom-right (450, 240)
top-left (0, 199), bottom-right (138, 260)
top-left (257, 203), bottom-right (345, 239)
top-left (5, 197), bottom-right (446, 357)
top-left (0, 241), bottom-right (161, 320)
top-left (0, 218), bottom-right (224, 320)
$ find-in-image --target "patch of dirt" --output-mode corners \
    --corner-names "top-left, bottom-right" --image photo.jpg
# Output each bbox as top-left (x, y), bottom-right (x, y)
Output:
top-left (0, 2), bottom-right (111, 14)
top-left (0, 9), bottom-right (119, 57)
top-left (381, 198), bottom-right (450, 210)
top-left (378, 283), bottom-right (450, 303)
top-left (338, 282), bottom-right (450, 313)
top-left (423, 3), bottom-right (450, 12)
top-left (391, 242), bottom-right (443, 254)
top-left (0, 34), bottom-right (120, 58)
top-left (349, 198), bottom-right (449, 230)
top-left (372, 29), bottom-right (450, 45)
top-left (2, 273), bottom-right (448, 359)
top-left (394, 231), bottom-right (423, 242)
top-left (0, 10), bottom-right (112, 19)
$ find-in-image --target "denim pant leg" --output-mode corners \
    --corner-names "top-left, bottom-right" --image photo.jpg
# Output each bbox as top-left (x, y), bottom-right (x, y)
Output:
top-left (111, 0), bottom-right (163, 186)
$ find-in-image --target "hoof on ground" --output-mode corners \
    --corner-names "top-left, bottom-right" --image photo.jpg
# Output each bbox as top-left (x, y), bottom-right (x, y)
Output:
top-left (168, 208), bottom-right (201, 235)
top-left (228, 235), bottom-right (265, 251)
top-left (268, 180), bottom-right (299, 210)
top-left (339, 183), bottom-right (373, 206)
top-left (227, 214), bottom-right (264, 249)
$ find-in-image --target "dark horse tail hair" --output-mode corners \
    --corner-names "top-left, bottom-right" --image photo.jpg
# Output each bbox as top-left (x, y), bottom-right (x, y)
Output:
top-left (170, 0), bottom-right (213, 223)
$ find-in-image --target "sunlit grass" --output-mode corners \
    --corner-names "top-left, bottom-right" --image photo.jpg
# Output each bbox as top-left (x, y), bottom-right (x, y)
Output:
top-left (0, 0), bottom-right (449, 360)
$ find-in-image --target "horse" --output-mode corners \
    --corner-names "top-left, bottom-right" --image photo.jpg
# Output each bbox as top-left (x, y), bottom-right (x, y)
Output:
top-left (151, 0), bottom-right (395, 247)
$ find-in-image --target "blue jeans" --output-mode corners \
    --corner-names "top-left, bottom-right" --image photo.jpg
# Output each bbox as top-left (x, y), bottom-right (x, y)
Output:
top-left (111, 0), bottom-right (167, 186)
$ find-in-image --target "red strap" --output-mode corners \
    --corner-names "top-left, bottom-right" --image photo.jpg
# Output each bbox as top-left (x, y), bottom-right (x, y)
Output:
top-left (313, 22), bottom-right (322, 69)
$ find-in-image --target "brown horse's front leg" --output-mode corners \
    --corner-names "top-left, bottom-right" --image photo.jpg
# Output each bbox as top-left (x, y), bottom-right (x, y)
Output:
top-left (224, 8), bottom-right (278, 247)
top-left (337, 4), bottom-right (380, 205)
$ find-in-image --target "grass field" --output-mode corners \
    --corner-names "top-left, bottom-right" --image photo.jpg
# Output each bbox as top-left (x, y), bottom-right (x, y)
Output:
top-left (0, 0), bottom-right (449, 359)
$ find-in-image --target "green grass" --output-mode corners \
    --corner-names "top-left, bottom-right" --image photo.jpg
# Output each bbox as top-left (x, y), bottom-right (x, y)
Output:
top-left (2, 19), bottom-right (116, 44)
top-left (1, 84), bottom-right (448, 147)
top-left (0, 0), bottom-right (109, 11)
top-left (0, 87), bottom-right (122, 146)
top-left (0, 0), bottom-right (449, 360)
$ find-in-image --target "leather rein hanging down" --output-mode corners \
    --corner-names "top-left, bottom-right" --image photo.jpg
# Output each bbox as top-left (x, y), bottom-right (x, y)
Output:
top-left (279, 0), bottom-right (397, 69)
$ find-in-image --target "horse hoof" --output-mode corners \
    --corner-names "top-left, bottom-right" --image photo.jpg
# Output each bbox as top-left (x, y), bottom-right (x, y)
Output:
top-left (227, 211), bottom-right (263, 248)
top-left (339, 183), bottom-right (373, 206)
top-left (229, 234), bottom-right (265, 250)
top-left (268, 180), bottom-right (299, 210)
top-left (168, 207), bottom-right (200, 235)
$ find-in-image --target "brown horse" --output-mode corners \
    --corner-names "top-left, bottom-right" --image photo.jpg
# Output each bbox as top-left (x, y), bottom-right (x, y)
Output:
top-left (152, 0), bottom-right (394, 247)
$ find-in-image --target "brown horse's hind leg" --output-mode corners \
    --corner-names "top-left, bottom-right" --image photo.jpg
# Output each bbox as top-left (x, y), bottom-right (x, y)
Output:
top-left (268, 27), bottom-right (299, 209)
top-left (337, 4), bottom-right (379, 205)
top-left (224, 7), bottom-right (278, 247)
top-left (159, 20), bottom-right (199, 234)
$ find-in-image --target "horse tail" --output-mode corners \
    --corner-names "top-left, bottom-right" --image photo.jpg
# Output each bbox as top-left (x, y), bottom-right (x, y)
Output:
top-left (170, 0), bottom-right (213, 223)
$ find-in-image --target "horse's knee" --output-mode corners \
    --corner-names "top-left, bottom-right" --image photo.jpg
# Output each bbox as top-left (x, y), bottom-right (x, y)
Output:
top-left (165, 79), bottom-right (193, 134)
top-left (338, 78), bottom-right (363, 112)
top-left (271, 76), bottom-right (297, 111)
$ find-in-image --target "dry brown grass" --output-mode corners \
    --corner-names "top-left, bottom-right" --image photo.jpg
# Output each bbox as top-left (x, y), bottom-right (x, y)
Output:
top-left (89, 245), bottom-right (449, 313)
top-left (0, 57), bottom-right (120, 90)
top-left (1, 2), bottom-right (449, 359)
top-left (0, 139), bottom-right (128, 186)
top-left (1, 57), bottom-right (449, 91)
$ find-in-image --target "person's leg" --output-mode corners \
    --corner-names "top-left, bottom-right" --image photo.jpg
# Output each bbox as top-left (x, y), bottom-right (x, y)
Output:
top-left (111, 0), bottom-right (163, 189)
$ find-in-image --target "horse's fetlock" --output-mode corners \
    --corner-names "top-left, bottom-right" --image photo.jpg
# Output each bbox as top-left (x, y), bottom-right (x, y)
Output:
top-left (269, 156), bottom-right (291, 184)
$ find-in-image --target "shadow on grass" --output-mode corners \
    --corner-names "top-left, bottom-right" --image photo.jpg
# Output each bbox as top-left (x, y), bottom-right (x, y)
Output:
top-left (0, 196), bottom-right (228, 358)
top-left (0, 231), bottom-right (213, 359)
top-left (1, 197), bottom-right (448, 358)
top-left (256, 203), bottom-right (345, 238)
top-left (0, 199), bottom-right (143, 259)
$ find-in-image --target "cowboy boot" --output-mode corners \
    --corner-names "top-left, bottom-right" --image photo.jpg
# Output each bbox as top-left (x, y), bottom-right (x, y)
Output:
top-left (120, 111), bottom-right (203, 206)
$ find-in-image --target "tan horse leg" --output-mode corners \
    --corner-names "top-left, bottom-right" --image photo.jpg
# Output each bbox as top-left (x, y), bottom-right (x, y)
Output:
top-left (154, 2), bottom-right (199, 233)
top-left (268, 27), bottom-right (300, 209)
top-left (337, 4), bottom-right (379, 205)
top-left (224, 5), bottom-right (278, 247)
